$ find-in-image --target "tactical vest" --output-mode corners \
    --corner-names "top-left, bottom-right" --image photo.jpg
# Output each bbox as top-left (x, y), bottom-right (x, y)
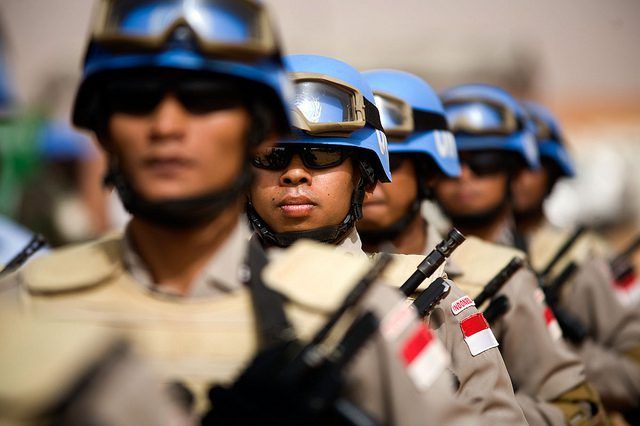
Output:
top-left (18, 236), bottom-right (375, 411)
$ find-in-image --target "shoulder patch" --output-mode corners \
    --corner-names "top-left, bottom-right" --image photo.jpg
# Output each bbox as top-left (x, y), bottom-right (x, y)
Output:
top-left (450, 236), bottom-right (526, 298)
top-left (263, 240), bottom-right (371, 313)
top-left (460, 313), bottom-right (499, 356)
top-left (400, 324), bottom-right (450, 391)
top-left (22, 235), bottom-right (123, 294)
top-left (451, 295), bottom-right (475, 316)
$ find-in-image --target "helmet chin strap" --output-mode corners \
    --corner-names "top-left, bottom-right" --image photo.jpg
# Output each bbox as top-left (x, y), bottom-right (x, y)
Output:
top-left (359, 200), bottom-right (421, 247)
top-left (105, 161), bottom-right (251, 230)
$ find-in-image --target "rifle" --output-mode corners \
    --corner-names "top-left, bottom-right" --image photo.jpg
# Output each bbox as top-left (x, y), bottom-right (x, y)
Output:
top-left (204, 251), bottom-right (394, 426)
top-left (539, 226), bottom-right (586, 278)
top-left (610, 234), bottom-right (640, 282)
top-left (474, 257), bottom-right (524, 308)
top-left (483, 295), bottom-right (510, 326)
top-left (540, 261), bottom-right (588, 344)
top-left (413, 277), bottom-right (451, 318)
top-left (0, 234), bottom-right (47, 278)
top-left (399, 228), bottom-right (465, 297)
top-left (533, 227), bottom-right (590, 345)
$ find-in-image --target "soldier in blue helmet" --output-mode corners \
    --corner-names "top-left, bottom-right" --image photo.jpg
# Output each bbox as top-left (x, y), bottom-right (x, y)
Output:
top-left (1, 3), bottom-right (481, 424)
top-left (433, 84), bottom-right (608, 425)
top-left (247, 54), bottom-right (487, 424)
top-left (355, 69), bottom-right (528, 425)
top-left (512, 102), bottom-right (640, 421)
top-left (248, 54), bottom-right (391, 250)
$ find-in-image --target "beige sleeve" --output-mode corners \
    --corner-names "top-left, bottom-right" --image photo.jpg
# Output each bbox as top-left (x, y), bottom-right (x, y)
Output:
top-left (429, 281), bottom-right (527, 425)
top-left (492, 269), bottom-right (588, 423)
top-left (345, 284), bottom-right (484, 425)
top-left (562, 256), bottom-right (640, 410)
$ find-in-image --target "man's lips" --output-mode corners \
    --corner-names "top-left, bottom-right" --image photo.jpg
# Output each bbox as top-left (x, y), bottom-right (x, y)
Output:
top-left (277, 195), bottom-right (317, 217)
top-left (142, 156), bottom-right (195, 175)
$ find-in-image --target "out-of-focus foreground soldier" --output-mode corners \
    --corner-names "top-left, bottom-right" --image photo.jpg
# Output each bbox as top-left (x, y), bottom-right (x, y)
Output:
top-left (0, 2), bottom-right (480, 424)
top-left (247, 53), bottom-right (483, 424)
top-left (355, 69), bottom-right (527, 425)
top-left (511, 102), bottom-right (640, 422)
top-left (433, 84), bottom-right (609, 425)
top-left (0, 307), bottom-right (186, 426)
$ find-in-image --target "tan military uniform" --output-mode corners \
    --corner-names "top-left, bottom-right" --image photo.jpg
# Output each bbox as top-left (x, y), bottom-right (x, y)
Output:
top-left (529, 222), bottom-right (640, 411)
top-left (4, 221), bottom-right (482, 425)
top-left (0, 308), bottom-right (186, 426)
top-left (367, 223), bottom-right (528, 425)
top-left (450, 236), bottom-right (606, 426)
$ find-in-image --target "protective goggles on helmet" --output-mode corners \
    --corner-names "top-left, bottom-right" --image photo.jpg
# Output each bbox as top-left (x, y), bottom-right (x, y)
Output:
top-left (90, 0), bottom-right (277, 61)
top-left (445, 99), bottom-right (524, 136)
top-left (289, 72), bottom-right (383, 137)
top-left (251, 144), bottom-right (353, 171)
top-left (373, 91), bottom-right (449, 138)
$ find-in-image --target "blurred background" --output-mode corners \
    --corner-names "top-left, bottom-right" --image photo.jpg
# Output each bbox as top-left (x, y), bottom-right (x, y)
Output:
top-left (0, 0), bottom-right (638, 254)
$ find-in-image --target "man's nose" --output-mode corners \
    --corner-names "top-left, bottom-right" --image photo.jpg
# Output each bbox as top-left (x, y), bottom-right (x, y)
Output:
top-left (149, 94), bottom-right (187, 143)
top-left (280, 154), bottom-right (312, 186)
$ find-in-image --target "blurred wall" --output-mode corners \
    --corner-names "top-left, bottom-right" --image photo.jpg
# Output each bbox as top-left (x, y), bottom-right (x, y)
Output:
top-left (1, 0), bottom-right (639, 232)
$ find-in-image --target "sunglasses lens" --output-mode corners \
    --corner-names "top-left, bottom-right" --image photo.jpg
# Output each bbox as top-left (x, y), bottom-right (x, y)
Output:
top-left (104, 80), bottom-right (165, 115)
top-left (303, 147), bottom-right (346, 168)
top-left (462, 152), bottom-right (510, 176)
top-left (252, 147), bottom-right (291, 170)
top-left (389, 155), bottom-right (406, 172)
top-left (177, 80), bottom-right (245, 114)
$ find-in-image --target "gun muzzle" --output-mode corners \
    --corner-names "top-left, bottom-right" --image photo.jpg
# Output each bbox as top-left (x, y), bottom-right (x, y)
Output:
top-left (399, 228), bottom-right (465, 297)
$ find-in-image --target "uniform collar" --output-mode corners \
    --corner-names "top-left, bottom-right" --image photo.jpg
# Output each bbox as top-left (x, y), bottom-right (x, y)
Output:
top-left (121, 220), bottom-right (252, 298)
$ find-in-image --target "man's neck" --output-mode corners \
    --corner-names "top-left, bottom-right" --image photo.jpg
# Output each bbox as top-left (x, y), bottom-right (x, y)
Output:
top-left (390, 213), bottom-right (428, 255)
top-left (514, 206), bottom-right (545, 238)
top-left (128, 202), bottom-right (243, 296)
top-left (455, 208), bottom-right (511, 244)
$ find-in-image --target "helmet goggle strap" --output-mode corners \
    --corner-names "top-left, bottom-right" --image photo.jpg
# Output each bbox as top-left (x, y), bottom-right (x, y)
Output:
top-left (531, 115), bottom-right (564, 145)
top-left (374, 91), bottom-right (449, 139)
top-left (91, 0), bottom-right (277, 62)
top-left (445, 98), bottom-right (523, 136)
top-left (289, 72), bottom-right (383, 137)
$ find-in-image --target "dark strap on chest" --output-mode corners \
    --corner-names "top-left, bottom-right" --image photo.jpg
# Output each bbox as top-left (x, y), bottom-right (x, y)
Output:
top-left (245, 238), bottom-right (296, 349)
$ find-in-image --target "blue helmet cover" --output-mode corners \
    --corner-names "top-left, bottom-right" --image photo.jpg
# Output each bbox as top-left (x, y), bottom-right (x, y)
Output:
top-left (521, 101), bottom-right (575, 177)
top-left (441, 83), bottom-right (540, 169)
top-left (363, 69), bottom-right (460, 177)
top-left (281, 54), bottom-right (391, 182)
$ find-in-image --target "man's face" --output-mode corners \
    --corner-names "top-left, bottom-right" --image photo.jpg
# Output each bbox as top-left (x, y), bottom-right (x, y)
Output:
top-left (102, 74), bottom-right (251, 202)
top-left (249, 146), bottom-right (360, 233)
top-left (359, 155), bottom-right (418, 231)
top-left (511, 167), bottom-right (549, 214)
top-left (434, 151), bottom-right (509, 216)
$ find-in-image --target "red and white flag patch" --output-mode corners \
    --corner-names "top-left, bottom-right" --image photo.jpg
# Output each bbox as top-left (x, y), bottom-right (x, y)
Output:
top-left (612, 273), bottom-right (640, 307)
top-left (451, 295), bottom-right (475, 316)
top-left (400, 325), bottom-right (450, 391)
top-left (543, 306), bottom-right (563, 341)
top-left (460, 313), bottom-right (499, 356)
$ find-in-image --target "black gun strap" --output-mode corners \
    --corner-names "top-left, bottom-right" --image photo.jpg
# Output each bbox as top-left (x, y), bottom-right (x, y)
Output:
top-left (245, 238), bottom-right (296, 349)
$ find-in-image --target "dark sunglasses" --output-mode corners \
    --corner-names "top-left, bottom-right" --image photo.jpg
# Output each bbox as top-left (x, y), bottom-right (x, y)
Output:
top-left (102, 77), bottom-right (246, 116)
top-left (389, 154), bottom-right (441, 182)
top-left (459, 151), bottom-right (514, 176)
top-left (252, 145), bottom-right (352, 171)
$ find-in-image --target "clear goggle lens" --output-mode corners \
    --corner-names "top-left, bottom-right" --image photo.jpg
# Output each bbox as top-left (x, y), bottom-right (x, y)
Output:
top-left (446, 101), bottom-right (516, 135)
top-left (94, 0), bottom-right (273, 55)
top-left (293, 80), bottom-right (355, 124)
